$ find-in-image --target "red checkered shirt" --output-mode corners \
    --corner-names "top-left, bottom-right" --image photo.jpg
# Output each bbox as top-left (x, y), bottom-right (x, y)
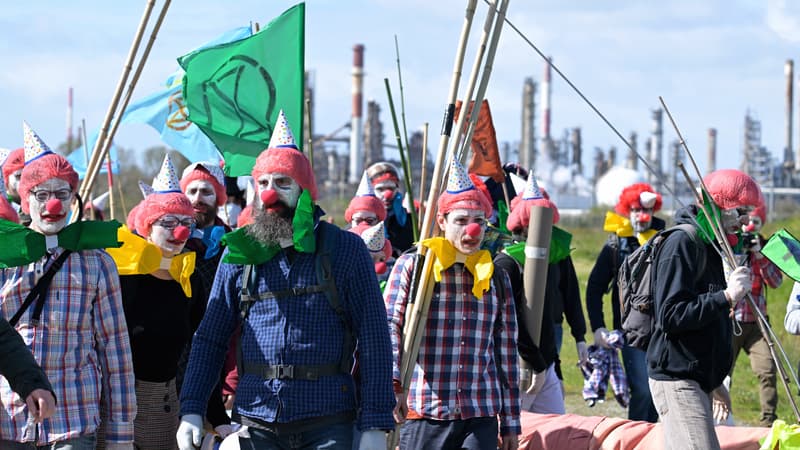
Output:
top-left (384, 253), bottom-right (521, 436)
top-left (734, 252), bottom-right (783, 323)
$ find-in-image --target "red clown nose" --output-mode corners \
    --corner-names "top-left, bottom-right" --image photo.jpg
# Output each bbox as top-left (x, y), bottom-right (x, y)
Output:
top-left (745, 223), bottom-right (756, 232)
top-left (382, 190), bottom-right (393, 201)
top-left (639, 213), bottom-right (651, 223)
top-left (465, 222), bottom-right (482, 238)
top-left (375, 261), bottom-right (388, 275)
top-left (45, 198), bottom-right (62, 215)
top-left (173, 225), bottom-right (190, 241)
top-left (260, 189), bottom-right (279, 207)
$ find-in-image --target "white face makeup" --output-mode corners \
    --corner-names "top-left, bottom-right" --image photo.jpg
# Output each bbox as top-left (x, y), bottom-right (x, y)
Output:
top-left (7, 170), bottom-right (22, 198)
top-left (721, 207), bottom-right (751, 234)
top-left (148, 214), bottom-right (193, 258)
top-left (184, 179), bottom-right (218, 228)
top-left (629, 207), bottom-right (653, 233)
top-left (257, 172), bottom-right (301, 211)
top-left (351, 211), bottom-right (378, 228)
top-left (28, 178), bottom-right (73, 235)
top-left (374, 181), bottom-right (398, 208)
top-left (747, 216), bottom-right (763, 233)
top-left (437, 208), bottom-right (487, 255)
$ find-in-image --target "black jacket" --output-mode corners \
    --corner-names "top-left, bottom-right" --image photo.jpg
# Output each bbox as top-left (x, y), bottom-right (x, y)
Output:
top-left (549, 256), bottom-right (586, 345)
top-left (586, 216), bottom-right (666, 331)
top-left (0, 317), bottom-right (53, 401)
top-left (386, 211), bottom-right (415, 256)
top-left (646, 205), bottom-right (733, 392)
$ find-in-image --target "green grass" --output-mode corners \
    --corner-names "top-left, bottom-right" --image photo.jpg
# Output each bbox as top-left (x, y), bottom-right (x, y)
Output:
top-left (555, 212), bottom-right (800, 426)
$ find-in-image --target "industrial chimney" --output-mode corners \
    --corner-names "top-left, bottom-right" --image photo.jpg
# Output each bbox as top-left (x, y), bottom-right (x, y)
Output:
top-left (521, 77), bottom-right (536, 170)
top-left (707, 128), bottom-right (717, 175)
top-left (627, 131), bottom-right (638, 170)
top-left (786, 60), bottom-right (795, 172)
top-left (349, 44), bottom-right (365, 184)
top-left (541, 57), bottom-right (552, 146)
top-left (648, 108), bottom-right (663, 189)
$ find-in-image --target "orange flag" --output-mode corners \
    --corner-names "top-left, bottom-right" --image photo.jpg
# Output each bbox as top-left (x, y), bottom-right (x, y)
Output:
top-left (454, 99), bottom-right (504, 182)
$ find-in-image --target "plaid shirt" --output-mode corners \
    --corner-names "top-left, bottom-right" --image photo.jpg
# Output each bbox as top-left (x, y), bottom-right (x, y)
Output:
top-left (180, 225), bottom-right (395, 431)
top-left (734, 251), bottom-right (783, 323)
top-left (580, 330), bottom-right (628, 407)
top-left (0, 249), bottom-right (136, 445)
top-left (385, 253), bottom-right (521, 436)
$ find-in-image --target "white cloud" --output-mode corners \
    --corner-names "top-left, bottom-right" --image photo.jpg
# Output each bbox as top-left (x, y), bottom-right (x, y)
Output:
top-left (766, 0), bottom-right (800, 42)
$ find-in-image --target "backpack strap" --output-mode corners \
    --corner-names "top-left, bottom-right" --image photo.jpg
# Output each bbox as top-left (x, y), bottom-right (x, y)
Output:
top-left (236, 222), bottom-right (353, 381)
top-left (10, 250), bottom-right (73, 327)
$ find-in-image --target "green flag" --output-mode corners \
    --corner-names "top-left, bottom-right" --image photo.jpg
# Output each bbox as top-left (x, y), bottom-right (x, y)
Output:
top-left (761, 228), bottom-right (800, 282)
top-left (178, 3), bottom-right (305, 176)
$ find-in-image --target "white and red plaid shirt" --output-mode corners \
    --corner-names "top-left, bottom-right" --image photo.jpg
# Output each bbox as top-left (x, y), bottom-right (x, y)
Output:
top-left (734, 251), bottom-right (783, 323)
top-left (0, 249), bottom-right (136, 445)
top-left (384, 253), bottom-right (521, 436)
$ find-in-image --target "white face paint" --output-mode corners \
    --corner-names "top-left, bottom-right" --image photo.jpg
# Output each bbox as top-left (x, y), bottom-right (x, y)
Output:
top-left (351, 211), bottom-right (378, 228)
top-left (28, 178), bottom-right (73, 236)
top-left (184, 179), bottom-right (218, 228)
top-left (720, 207), bottom-right (751, 234)
top-left (437, 208), bottom-right (487, 255)
top-left (257, 172), bottom-right (301, 211)
top-left (747, 216), bottom-right (763, 233)
top-left (148, 214), bottom-right (193, 258)
top-left (7, 170), bottom-right (22, 198)
top-left (628, 207), bottom-right (654, 233)
top-left (373, 181), bottom-right (398, 208)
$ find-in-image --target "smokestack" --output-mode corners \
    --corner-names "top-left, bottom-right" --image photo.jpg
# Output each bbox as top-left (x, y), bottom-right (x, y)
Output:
top-left (786, 60), bottom-right (795, 170)
top-left (541, 57), bottom-right (552, 142)
top-left (627, 131), bottom-right (638, 170)
top-left (349, 44), bottom-right (365, 184)
top-left (707, 128), bottom-right (717, 175)
top-left (649, 108), bottom-right (663, 189)
top-left (570, 127), bottom-right (582, 175)
top-left (521, 77), bottom-right (536, 169)
top-left (67, 87), bottom-right (73, 152)
top-left (607, 146), bottom-right (616, 169)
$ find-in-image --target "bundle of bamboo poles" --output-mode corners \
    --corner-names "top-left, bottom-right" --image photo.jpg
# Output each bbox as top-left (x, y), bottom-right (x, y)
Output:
top-left (74, 0), bottom-right (172, 222)
top-left (389, 0), bottom-right (511, 447)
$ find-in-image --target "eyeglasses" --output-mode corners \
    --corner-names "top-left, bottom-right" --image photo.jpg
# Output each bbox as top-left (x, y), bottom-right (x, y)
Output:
top-left (353, 216), bottom-right (379, 226)
top-left (154, 216), bottom-right (195, 230)
top-left (30, 189), bottom-right (72, 202)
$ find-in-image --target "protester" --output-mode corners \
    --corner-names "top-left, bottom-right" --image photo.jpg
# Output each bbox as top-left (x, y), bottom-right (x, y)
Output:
top-left (785, 282), bottom-right (800, 334)
top-left (367, 161), bottom-right (415, 255)
top-left (495, 173), bottom-right (585, 414)
top-left (345, 171), bottom-right (386, 228)
top-left (647, 169), bottom-right (761, 450)
top-left (221, 176), bottom-right (246, 228)
top-left (348, 221), bottom-right (394, 289)
top-left (0, 149), bottom-right (20, 224)
top-left (385, 158), bottom-right (520, 450)
top-left (0, 123), bottom-right (135, 448)
top-left (727, 195), bottom-right (782, 427)
top-left (585, 182), bottom-right (664, 422)
top-left (2, 147), bottom-right (28, 224)
top-left (177, 111), bottom-right (394, 450)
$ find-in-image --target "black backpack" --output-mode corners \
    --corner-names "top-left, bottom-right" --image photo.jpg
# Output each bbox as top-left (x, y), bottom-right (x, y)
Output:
top-left (617, 224), bottom-right (706, 350)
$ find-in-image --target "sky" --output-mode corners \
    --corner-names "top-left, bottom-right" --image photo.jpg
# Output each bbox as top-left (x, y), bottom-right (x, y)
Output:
top-left (2, 0), bottom-right (800, 182)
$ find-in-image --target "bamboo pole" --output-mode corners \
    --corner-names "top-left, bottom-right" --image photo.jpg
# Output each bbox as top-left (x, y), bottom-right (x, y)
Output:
top-left (106, 153), bottom-right (115, 221)
top-left (79, 0), bottom-right (172, 208)
top-left (419, 123), bottom-right (429, 209)
top-left (384, 79), bottom-right (419, 242)
top-left (79, 0), bottom-right (156, 202)
top-left (80, 120), bottom-right (95, 221)
top-left (394, 35), bottom-right (411, 162)
top-left (663, 97), bottom-right (800, 422)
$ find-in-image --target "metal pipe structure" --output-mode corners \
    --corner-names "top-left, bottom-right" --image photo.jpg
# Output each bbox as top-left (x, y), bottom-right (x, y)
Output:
top-left (349, 44), bottom-right (365, 184)
top-left (627, 131), bottom-right (638, 170)
top-left (571, 127), bottom-right (582, 174)
top-left (648, 108), bottom-right (663, 190)
top-left (66, 87), bottom-right (73, 153)
top-left (521, 77), bottom-right (536, 170)
top-left (707, 128), bottom-right (717, 175)
top-left (542, 57), bottom-right (552, 143)
top-left (787, 60), bottom-right (794, 171)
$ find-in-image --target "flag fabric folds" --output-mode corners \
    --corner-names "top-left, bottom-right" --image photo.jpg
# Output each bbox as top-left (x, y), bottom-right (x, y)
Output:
top-left (67, 129), bottom-right (120, 178)
top-left (454, 99), bottom-right (504, 183)
top-left (761, 228), bottom-right (800, 282)
top-left (178, 3), bottom-right (305, 177)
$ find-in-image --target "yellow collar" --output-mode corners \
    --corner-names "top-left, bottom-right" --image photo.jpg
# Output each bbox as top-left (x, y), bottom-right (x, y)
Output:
top-left (107, 226), bottom-right (196, 297)
top-left (420, 237), bottom-right (494, 298)
top-left (603, 211), bottom-right (657, 246)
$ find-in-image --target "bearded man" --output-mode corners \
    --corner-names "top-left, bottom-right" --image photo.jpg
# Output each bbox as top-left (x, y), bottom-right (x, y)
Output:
top-left (176, 111), bottom-right (394, 450)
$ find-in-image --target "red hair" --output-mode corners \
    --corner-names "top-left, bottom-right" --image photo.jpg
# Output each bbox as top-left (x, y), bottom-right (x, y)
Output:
top-left (615, 183), bottom-right (662, 216)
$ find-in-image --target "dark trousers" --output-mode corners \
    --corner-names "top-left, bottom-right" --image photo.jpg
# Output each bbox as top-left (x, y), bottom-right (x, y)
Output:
top-left (621, 345), bottom-right (659, 422)
top-left (399, 417), bottom-right (498, 450)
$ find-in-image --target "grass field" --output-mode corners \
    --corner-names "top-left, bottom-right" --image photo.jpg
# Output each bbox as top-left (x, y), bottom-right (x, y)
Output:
top-left (554, 211), bottom-right (800, 426)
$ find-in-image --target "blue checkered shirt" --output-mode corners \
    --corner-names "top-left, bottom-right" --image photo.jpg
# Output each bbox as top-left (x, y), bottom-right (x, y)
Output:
top-left (179, 225), bottom-right (395, 431)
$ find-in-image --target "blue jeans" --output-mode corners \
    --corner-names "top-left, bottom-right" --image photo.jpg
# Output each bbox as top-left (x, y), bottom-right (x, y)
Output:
top-left (399, 417), bottom-right (498, 450)
top-left (0, 434), bottom-right (96, 450)
top-left (553, 322), bottom-right (564, 355)
top-left (650, 378), bottom-right (720, 450)
top-left (621, 345), bottom-right (658, 422)
top-left (240, 422), bottom-right (353, 450)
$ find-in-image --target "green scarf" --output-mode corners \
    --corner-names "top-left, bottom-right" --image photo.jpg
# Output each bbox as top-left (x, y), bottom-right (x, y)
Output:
top-left (503, 225), bottom-right (573, 266)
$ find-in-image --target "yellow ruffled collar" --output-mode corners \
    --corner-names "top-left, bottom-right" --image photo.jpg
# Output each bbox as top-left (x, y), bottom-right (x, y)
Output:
top-left (603, 211), bottom-right (657, 246)
top-left (420, 237), bottom-right (494, 298)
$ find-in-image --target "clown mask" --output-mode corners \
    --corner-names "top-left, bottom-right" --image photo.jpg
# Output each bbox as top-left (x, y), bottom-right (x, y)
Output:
top-left (744, 215), bottom-right (763, 234)
top-left (184, 179), bottom-right (218, 228)
top-left (148, 214), bottom-right (193, 258)
top-left (373, 181), bottom-right (398, 209)
top-left (257, 172), bottom-right (301, 217)
top-left (629, 207), bottom-right (653, 233)
top-left (28, 178), bottom-right (74, 235)
top-left (721, 207), bottom-right (752, 235)
top-left (437, 208), bottom-right (487, 255)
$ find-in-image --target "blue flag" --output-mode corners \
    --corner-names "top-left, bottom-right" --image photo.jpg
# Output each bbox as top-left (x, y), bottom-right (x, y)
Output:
top-left (119, 26), bottom-right (253, 165)
top-left (68, 129), bottom-right (120, 178)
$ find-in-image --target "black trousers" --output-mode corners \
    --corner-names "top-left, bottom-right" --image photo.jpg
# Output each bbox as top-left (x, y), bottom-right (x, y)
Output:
top-left (399, 416), bottom-right (498, 450)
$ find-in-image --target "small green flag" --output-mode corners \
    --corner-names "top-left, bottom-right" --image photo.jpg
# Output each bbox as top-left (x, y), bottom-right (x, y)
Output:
top-left (179, 3), bottom-right (305, 176)
top-left (761, 228), bottom-right (800, 282)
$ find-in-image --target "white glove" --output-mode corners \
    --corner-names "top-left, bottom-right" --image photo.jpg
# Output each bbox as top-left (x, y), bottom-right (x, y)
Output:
top-left (712, 384), bottom-right (732, 425)
top-left (526, 369), bottom-right (547, 395)
top-left (358, 430), bottom-right (387, 450)
top-left (214, 424), bottom-right (233, 438)
top-left (724, 266), bottom-right (752, 305)
top-left (177, 414), bottom-right (204, 450)
top-left (106, 443), bottom-right (134, 450)
top-left (593, 327), bottom-right (611, 349)
top-left (576, 341), bottom-right (589, 365)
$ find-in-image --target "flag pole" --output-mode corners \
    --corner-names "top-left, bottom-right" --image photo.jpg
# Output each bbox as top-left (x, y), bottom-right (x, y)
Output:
top-left (79, 0), bottom-right (172, 210)
top-left (389, 2), bottom-right (479, 448)
top-left (106, 153), bottom-right (115, 221)
top-left (384, 78), bottom-right (419, 241)
top-left (419, 122), bottom-right (429, 209)
top-left (394, 35), bottom-right (412, 168)
top-left (305, 98), bottom-right (313, 171)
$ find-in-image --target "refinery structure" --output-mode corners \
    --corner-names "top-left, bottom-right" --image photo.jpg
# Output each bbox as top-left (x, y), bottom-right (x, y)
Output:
top-left (302, 46), bottom-right (800, 216)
